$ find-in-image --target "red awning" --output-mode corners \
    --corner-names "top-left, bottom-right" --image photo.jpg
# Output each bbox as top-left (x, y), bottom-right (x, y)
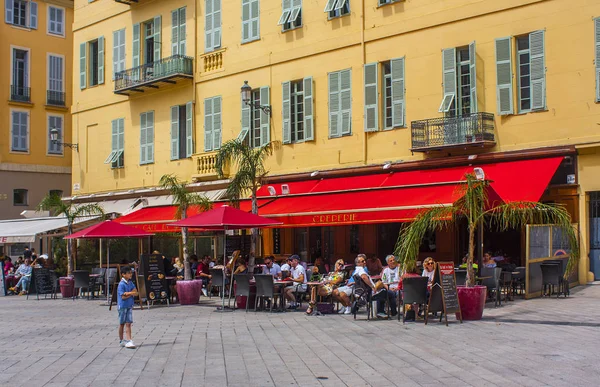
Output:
top-left (115, 205), bottom-right (215, 233)
top-left (65, 220), bottom-right (153, 239)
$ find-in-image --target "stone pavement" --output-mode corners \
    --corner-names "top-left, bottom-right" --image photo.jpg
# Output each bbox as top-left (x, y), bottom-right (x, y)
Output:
top-left (1, 284), bottom-right (599, 387)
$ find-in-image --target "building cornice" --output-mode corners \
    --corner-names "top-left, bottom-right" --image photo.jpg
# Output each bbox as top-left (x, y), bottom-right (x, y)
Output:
top-left (0, 163), bottom-right (71, 174)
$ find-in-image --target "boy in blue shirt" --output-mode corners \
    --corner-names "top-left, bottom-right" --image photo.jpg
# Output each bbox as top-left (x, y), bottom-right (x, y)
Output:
top-left (117, 266), bottom-right (138, 349)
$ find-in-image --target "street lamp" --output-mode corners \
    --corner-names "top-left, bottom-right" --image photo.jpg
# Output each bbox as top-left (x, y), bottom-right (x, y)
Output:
top-left (50, 128), bottom-right (78, 151)
top-left (240, 81), bottom-right (271, 116)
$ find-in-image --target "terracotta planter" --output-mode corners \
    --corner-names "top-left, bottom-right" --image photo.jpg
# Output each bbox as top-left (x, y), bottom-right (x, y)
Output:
top-left (456, 285), bottom-right (487, 321)
top-left (176, 279), bottom-right (203, 305)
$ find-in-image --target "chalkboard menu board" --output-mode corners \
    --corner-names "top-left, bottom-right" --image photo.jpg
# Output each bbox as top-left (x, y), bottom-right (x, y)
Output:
top-left (0, 262), bottom-right (5, 297)
top-left (28, 268), bottom-right (56, 299)
top-left (139, 254), bottom-right (168, 302)
top-left (427, 262), bottom-right (462, 325)
top-left (225, 235), bottom-right (251, 258)
top-left (273, 228), bottom-right (281, 255)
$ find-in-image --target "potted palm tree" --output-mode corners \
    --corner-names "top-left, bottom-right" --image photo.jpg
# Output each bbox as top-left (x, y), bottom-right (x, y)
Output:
top-left (215, 139), bottom-right (272, 270)
top-left (159, 174), bottom-right (211, 304)
top-left (395, 172), bottom-right (578, 320)
top-left (38, 193), bottom-right (104, 275)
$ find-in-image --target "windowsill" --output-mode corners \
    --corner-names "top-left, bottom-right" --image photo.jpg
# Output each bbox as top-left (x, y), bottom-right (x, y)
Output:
top-left (10, 150), bottom-right (30, 155)
top-left (9, 100), bottom-right (33, 108)
top-left (111, 167), bottom-right (124, 170)
top-left (383, 126), bottom-right (407, 131)
top-left (515, 108), bottom-right (548, 115)
top-left (327, 13), bottom-right (350, 21)
top-left (47, 153), bottom-right (65, 157)
top-left (241, 37), bottom-right (260, 45)
top-left (13, 204), bottom-right (29, 207)
top-left (140, 162), bottom-right (154, 166)
top-left (282, 25), bottom-right (302, 33)
top-left (204, 47), bottom-right (223, 54)
top-left (377, 0), bottom-right (403, 8)
top-left (45, 104), bottom-right (68, 112)
top-left (8, 24), bottom-right (32, 32)
top-left (47, 31), bottom-right (65, 39)
top-left (328, 134), bottom-right (352, 139)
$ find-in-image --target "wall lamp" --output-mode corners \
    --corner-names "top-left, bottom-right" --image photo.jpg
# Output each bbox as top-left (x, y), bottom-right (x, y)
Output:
top-left (50, 128), bottom-right (78, 151)
top-left (241, 81), bottom-right (272, 116)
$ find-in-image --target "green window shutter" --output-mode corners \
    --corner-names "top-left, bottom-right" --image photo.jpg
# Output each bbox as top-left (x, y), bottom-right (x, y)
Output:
top-left (282, 81), bottom-right (291, 144)
top-left (391, 56), bottom-right (405, 128)
top-left (214, 0), bottom-right (222, 49)
top-left (29, 1), bottom-right (37, 29)
top-left (132, 23), bottom-right (140, 68)
top-left (439, 48), bottom-right (456, 113)
top-left (79, 42), bottom-right (86, 89)
top-left (596, 18), bottom-right (600, 102)
top-left (186, 101), bottom-right (194, 156)
top-left (153, 16), bottom-right (161, 61)
top-left (239, 94), bottom-right (251, 142)
top-left (140, 112), bottom-right (147, 164)
top-left (250, 0), bottom-right (259, 41)
top-left (242, 0), bottom-right (251, 42)
top-left (205, 0), bottom-right (213, 51)
top-left (147, 112), bottom-right (154, 163)
top-left (118, 119), bottom-right (125, 151)
top-left (495, 37), bottom-right (513, 115)
top-left (363, 63), bottom-right (379, 132)
top-left (328, 72), bottom-right (340, 138)
top-left (303, 77), bottom-right (314, 141)
top-left (179, 7), bottom-right (186, 55)
top-left (111, 120), bottom-right (118, 152)
top-left (171, 106), bottom-right (180, 160)
top-left (259, 86), bottom-right (270, 146)
top-left (172, 10), bottom-right (179, 55)
top-left (6, 0), bottom-right (13, 24)
top-left (469, 41), bottom-right (477, 113)
top-left (324, 0), bottom-right (337, 12)
top-left (204, 98), bottom-right (214, 151)
top-left (212, 97), bottom-right (222, 150)
top-left (97, 36), bottom-right (105, 85)
top-left (279, 0), bottom-right (292, 26)
top-left (340, 69), bottom-right (352, 135)
top-left (530, 30), bottom-right (546, 110)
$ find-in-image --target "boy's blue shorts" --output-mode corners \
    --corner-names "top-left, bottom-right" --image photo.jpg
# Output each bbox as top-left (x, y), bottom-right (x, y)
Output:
top-left (118, 307), bottom-right (133, 325)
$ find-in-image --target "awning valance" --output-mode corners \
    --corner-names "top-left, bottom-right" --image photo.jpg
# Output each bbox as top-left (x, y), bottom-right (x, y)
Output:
top-left (0, 216), bottom-right (99, 244)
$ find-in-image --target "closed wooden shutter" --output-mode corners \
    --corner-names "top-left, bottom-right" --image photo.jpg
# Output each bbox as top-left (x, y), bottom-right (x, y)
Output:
top-left (282, 81), bottom-right (291, 144)
top-left (186, 101), bottom-right (194, 156)
top-left (259, 86), bottom-right (270, 146)
top-left (340, 69), bottom-right (352, 135)
top-left (204, 98), bottom-right (214, 151)
top-left (328, 72), bottom-right (340, 138)
top-left (529, 30), bottom-right (546, 110)
top-left (495, 37), bottom-right (513, 115)
top-left (439, 48), bottom-right (456, 113)
top-left (363, 63), bottom-right (379, 132)
top-left (79, 43), bottom-right (86, 89)
top-left (391, 57), bottom-right (405, 128)
top-left (212, 97), bottom-right (222, 150)
top-left (97, 36), bottom-right (105, 84)
top-left (596, 18), bottom-right (600, 102)
top-left (171, 106), bottom-right (180, 160)
top-left (469, 41), bottom-right (477, 113)
top-left (303, 77), bottom-right (314, 141)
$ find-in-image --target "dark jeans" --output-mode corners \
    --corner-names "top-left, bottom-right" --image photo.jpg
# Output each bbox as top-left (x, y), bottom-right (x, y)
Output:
top-left (375, 289), bottom-right (398, 315)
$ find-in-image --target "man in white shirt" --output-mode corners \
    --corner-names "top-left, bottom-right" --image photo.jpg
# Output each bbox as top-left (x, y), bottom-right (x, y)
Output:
top-left (283, 255), bottom-right (307, 309)
top-left (381, 255), bottom-right (400, 317)
top-left (262, 256), bottom-right (282, 278)
top-left (348, 254), bottom-right (387, 318)
top-left (280, 257), bottom-right (292, 272)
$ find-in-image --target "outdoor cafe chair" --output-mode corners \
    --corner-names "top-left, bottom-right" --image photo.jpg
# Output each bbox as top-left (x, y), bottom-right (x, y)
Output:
top-left (545, 260), bottom-right (569, 297)
top-left (209, 269), bottom-right (226, 298)
top-left (352, 274), bottom-right (373, 321)
top-left (233, 274), bottom-right (255, 312)
top-left (541, 263), bottom-right (564, 297)
top-left (253, 275), bottom-right (280, 312)
top-left (399, 276), bottom-right (429, 324)
top-left (455, 269), bottom-right (467, 286)
top-left (92, 268), bottom-right (106, 295)
top-left (72, 270), bottom-right (93, 300)
top-left (512, 267), bottom-right (526, 295)
top-left (481, 267), bottom-right (503, 307)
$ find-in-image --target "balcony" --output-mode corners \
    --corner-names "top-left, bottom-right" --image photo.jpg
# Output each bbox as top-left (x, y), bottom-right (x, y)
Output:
top-left (200, 49), bottom-right (225, 74)
top-left (410, 112), bottom-right (496, 153)
top-left (192, 152), bottom-right (230, 181)
top-left (47, 91), bottom-right (66, 107)
top-left (10, 85), bottom-right (30, 103)
top-left (114, 55), bottom-right (193, 95)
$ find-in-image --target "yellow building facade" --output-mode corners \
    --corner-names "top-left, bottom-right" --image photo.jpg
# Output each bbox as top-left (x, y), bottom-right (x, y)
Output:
top-left (72, 0), bottom-right (600, 285)
top-left (1, 0), bottom-right (73, 222)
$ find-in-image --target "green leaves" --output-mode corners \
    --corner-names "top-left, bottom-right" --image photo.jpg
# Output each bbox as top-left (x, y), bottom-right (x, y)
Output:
top-left (159, 174), bottom-right (211, 220)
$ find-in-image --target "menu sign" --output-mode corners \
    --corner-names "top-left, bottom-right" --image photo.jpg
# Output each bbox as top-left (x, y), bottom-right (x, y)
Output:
top-left (0, 262), bottom-right (5, 297)
top-left (273, 228), bottom-right (281, 255)
top-left (426, 262), bottom-right (462, 326)
top-left (139, 254), bottom-right (168, 302)
top-left (225, 235), bottom-right (251, 258)
top-left (29, 268), bottom-right (55, 298)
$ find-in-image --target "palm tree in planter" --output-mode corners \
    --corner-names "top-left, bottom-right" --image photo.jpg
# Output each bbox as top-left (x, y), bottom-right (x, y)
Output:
top-left (38, 193), bottom-right (105, 275)
top-left (159, 174), bottom-right (211, 281)
top-left (394, 173), bottom-right (578, 319)
top-left (215, 139), bottom-right (272, 269)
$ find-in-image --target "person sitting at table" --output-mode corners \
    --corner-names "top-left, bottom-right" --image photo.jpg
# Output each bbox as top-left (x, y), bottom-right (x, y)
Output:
top-left (482, 252), bottom-right (497, 268)
top-left (333, 255), bottom-right (369, 315)
top-left (15, 256), bottom-right (24, 268)
top-left (173, 257), bottom-right (184, 275)
top-left (366, 255), bottom-right (383, 277)
top-left (422, 257), bottom-right (436, 286)
top-left (283, 255), bottom-right (307, 309)
top-left (306, 259), bottom-right (347, 315)
top-left (234, 258), bottom-right (248, 275)
top-left (381, 255), bottom-right (400, 317)
top-left (3, 256), bottom-right (14, 275)
top-left (9, 258), bottom-right (32, 295)
top-left (313, 257), bottom-right (328, 275)
top-left (346, 254), bottom-right (388, 317)
top-left (196, 256), bottom-right (212, 297)
top-left (262, 256), bottom-right (282, 278)
top-left (280, 256), bottom-right (292, 272)
top-left (190, 255), bottom-right (199, 274)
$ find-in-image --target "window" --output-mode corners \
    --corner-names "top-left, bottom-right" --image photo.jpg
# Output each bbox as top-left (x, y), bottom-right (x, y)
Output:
top-left (439, 43), bottom-right (477, 115)
top-left (378, 0), bottom-right (399, 5)
top-left (48, 54), bottom-right (64, 105)
top-left (204, 97), bottom-right (222, 151)
top-left (282, 78), bottom-right (314, 143)
top-left (105, 118), bottom-right (125, 168)
top-left (79, 37), bottom-right (105, 89)
top-left (5, 0), bottom-right (37, 29)
top-left (48, 115), bottom-right (64, 155)
top-left (11, 48), bottom-right (29, 102)
top-left (171, 102), bottom-right (194, 159)
top-left (13, 189), bottom-right (28, 206)
top-left (239, 87), bottom-right (270, 147)
top-left (113, 29), bottom-right (125, 79)
top-left (140, 112), bottom-right (154, 164)
top-left (328, 69), bottom-right (352, 138)
top-left (49, 190), bottom-right (63, 197)
top-left (132, 17), bottom-right (161, 70)
top-left (11, 110), bottom-right (28, 152)
top-left (324, 0), bottom-right (349, 19)
top-left (364, 58), bottom-right (405, 132)
top-left (48, 6), bottom-right (64, 36)
top-left (278, 0), bottom-right (301, 32)
top-left (382, 62), bottom-right (392, 129)
top-left (172, 7), bottom-right (186, 55)
top-left (516, 37), bottom-right (531, 112)
top-left (242, 0), bottom-right (259, 43)
top-left (205, 0), bottom-right (222, 52)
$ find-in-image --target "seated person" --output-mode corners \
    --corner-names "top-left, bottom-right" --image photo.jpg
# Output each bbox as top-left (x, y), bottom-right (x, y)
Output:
top-left (422, 257), bottom-right (436, 287)
top-left (347, 254), bottom-right (388, 318)
top-left (380, 255), bottom-right (400, 316)
top-left (313, 257), bottom-right (328, 275)
top-left (9, 258), bottom-right (33, 295)
top-left (283, 255), bottom-right (307, 309)
top-left (482, 252), bottom-right (497, 268)
top-left (306, 259), bottom-right (346, 315)
top-left (234, 258), bottom-right (248, 275)
top-left (195, 256), bottom-right (212, 296)
top-left (262, 256), bottom-right (282, 278)
top-left (190, 255), bottom-right (199, 274)
top-left (366, 256), bottom-right (383, 277)
top-left (333, 255), bottom-right (369, 315)
top-left (3, 257), bottom-right (14, 275)
top-left (280, 256), bottom-right (293, 272)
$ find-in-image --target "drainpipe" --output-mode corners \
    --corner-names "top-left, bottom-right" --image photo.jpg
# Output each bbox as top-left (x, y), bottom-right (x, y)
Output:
top-left (192, 0), bottom-right (198, 106)
top-left (361, 0), bottom-right (367, 165)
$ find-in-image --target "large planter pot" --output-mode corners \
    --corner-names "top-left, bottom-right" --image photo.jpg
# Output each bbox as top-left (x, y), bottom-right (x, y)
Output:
top-left (456, 285), bottom-right (487, 321)
top-left (176, 279), bottom-right (203, 305)
top-left (59, 277), bottom-right (78, 298)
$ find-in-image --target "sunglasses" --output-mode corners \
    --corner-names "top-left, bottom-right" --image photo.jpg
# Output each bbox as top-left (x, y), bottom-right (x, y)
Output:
top-left (425, 262), bottom-right (433, 266)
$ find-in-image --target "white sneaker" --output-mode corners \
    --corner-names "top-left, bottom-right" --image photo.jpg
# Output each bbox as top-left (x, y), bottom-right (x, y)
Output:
top-left (338, 306), bottom-right (346, 314)
top-left (201, 288), bottom-right (208, 297)
top-left (119, 340), bottom-right (126, 347)
top-left (344, 306), bottom-right (352, 315)
top-left (125, 340), bottom-right (136, 349)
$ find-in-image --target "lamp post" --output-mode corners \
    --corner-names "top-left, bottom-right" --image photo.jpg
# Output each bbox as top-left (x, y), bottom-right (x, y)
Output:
top-left (50, 128), bottom-right (78, 151)
top-left (240, 81), bottom-right (272, 116)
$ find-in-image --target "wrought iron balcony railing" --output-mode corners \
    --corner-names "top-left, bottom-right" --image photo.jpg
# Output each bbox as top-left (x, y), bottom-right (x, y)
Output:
top-left (410, 112), bottom-right (496, 152)
top-left (47, 90), bottom-right (66, 107)
top-left (114, 55), bottom-right (193, 94)
top-left (10, 85), bottom-right (31, 103)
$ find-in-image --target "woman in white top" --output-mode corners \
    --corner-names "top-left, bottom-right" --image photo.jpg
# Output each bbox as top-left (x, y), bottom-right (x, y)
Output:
top-left (422, 257), bottom-right (435, 286)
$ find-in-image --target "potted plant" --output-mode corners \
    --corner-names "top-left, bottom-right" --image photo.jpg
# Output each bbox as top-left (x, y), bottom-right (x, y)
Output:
top-left (159, 174), bottom-right (211, 305)
top-left (395, 172), bottom-right (578, 320)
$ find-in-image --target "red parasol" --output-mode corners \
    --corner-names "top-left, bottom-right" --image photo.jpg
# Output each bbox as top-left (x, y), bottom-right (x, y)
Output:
top-left (65, 220), bottom-right (153, 239)
top-left (168, 205), bottom-right (282, 229)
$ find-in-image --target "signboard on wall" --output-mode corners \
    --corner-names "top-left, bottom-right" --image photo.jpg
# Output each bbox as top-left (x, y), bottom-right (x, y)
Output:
top-left (273, 228), bottom-right (281, 255)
